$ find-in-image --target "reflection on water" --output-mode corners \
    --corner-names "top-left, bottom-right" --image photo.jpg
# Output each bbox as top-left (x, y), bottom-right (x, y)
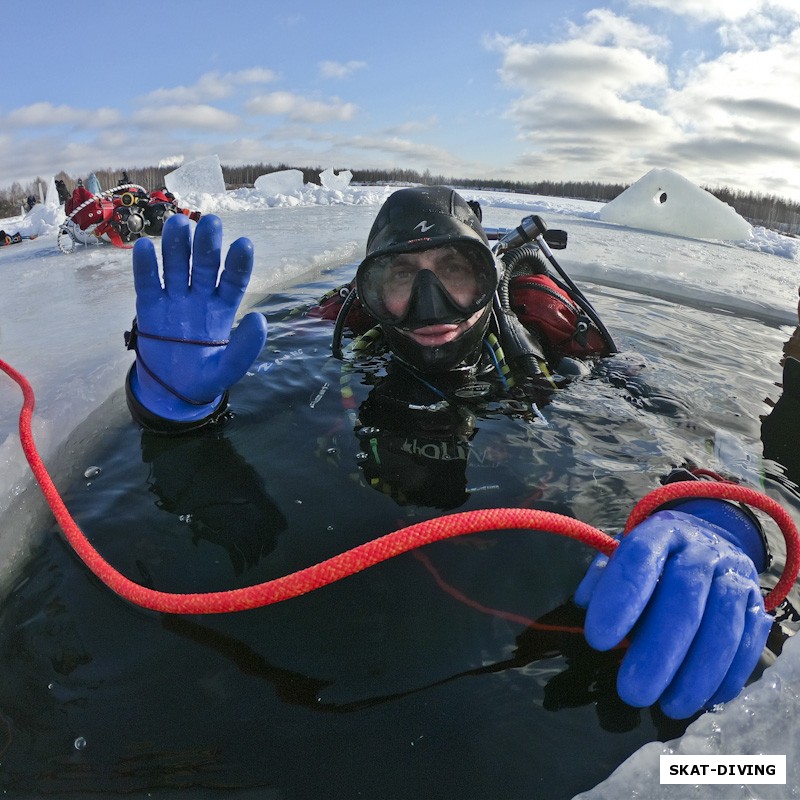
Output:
top-left (0, 265), bottom-right (797, 799)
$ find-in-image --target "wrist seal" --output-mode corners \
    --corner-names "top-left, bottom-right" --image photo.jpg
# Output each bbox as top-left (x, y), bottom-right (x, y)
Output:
top-left (125, 364), bottom-right (229, 435)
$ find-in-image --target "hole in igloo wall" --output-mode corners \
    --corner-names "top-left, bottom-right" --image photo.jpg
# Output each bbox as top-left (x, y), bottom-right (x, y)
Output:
top-left (655, 191), bottom-right (668, 204)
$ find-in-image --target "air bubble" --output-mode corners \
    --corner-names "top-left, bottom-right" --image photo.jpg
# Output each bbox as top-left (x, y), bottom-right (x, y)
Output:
top-left (74, 736), bottom-right (87, 751)
top-left (84, 466), bottom-right (101, 479)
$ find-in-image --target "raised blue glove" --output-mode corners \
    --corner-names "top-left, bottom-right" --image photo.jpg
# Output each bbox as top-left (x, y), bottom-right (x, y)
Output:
top-left (574, 501), bottom-right (772, 719)
top-left (128, 213), bottom-right (267, 425)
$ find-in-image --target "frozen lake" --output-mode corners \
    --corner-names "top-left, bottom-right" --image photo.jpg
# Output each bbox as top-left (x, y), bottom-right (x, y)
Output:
top-left (1, 184), bottom-right (800, 797)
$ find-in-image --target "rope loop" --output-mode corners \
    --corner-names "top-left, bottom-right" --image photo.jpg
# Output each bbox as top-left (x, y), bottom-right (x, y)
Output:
top-left (0, 355), bottom-right (797, 615)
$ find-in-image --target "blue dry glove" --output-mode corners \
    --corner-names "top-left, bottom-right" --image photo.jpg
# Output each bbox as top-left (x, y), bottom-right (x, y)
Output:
top-left (574, 501), bottom-right (772, 719)
top-left (128, 213), bottom-right (267, 425)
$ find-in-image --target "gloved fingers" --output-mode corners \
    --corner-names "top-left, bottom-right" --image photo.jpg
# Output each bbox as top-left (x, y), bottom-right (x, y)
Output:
top-left (707, 588), bottom-right (772, 708)
top-left (218, 237), bottom-right (255, 308)
top-left (161, 213), bottom-right (192, 298)
top-left (614, 548), bottom-right (713, 708)
top-left (657, 570), bottom-right (752, 718)
top-left (217, 312), bottom-right (268, 385)
top-left (189, 214), bottom-right (223, 295)
top-left (582, 520), bottom-right (675, 651)
top-left (573, 552), bottom-right (610, 607)
top-left (132, 237), bottom-right (163, 312)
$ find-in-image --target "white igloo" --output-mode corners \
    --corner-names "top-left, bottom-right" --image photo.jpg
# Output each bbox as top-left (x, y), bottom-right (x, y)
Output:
top-left (598, 168), bottom-right (751, 241)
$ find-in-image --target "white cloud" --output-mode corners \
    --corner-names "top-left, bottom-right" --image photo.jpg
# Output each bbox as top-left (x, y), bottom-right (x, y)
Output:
top-left (497, 37), bottom-right (667, 96)
top-left (131, 104), bottom-right (240, 131)
top-left (139, 68), bottom-right (278, 105)
top-left (570, 7), bottom-right (669, 52)
top-left (319, 60), bottom-right (367, 79)
top-left (718, 6), bottom-right (800, 49)
top-left (488, 14), bottom-right (673, 176)
top-left (626, 0), bottom-right (800, 49)
top-left (5, 102), bottom-right (122, 129)
top-left (381, 117), bottom-right (439, 136)
top-left (245, 91), bottom-right (357, 123)
top-left (488, 7), bottom-right (800, 198)
top-left (661, 29), bottom-right (800, 195)
top-left (625, 0), bottom-right (800, 22)
top-left (208, 128), bottom-right (464, 177)
top-left (346, 134), bottom-right (458, 164)
top-left (666, 37), bottom-right (800, 129)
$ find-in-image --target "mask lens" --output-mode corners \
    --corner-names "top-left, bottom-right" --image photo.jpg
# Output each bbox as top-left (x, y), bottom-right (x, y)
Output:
top-left (359, 245), bottom-right (494, 325)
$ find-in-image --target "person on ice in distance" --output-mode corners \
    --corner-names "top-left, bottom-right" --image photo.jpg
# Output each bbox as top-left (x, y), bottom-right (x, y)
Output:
top-left (124, 185), bottom-right (775, 721)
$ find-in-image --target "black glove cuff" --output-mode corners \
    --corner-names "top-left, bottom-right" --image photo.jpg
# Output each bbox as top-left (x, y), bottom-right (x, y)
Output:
top-left (125, 364), bottom-right (229, 435)
top-left (659, 466), bottom-right (771, 568)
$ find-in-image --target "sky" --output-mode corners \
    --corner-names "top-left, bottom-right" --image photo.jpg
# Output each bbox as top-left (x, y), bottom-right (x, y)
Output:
top-left (3, 0), bottom-right (800, 201)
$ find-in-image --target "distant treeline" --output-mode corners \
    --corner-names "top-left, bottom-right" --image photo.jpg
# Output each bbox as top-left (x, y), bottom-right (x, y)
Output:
top-left (2, 163), bottom-right (799, 234)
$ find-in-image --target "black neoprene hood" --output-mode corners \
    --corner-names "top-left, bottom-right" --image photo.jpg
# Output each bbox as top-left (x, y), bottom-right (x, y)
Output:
top-left (363, 186), bottom-right (495, 268)
top-left (356, 186), bottom-right (500, 373)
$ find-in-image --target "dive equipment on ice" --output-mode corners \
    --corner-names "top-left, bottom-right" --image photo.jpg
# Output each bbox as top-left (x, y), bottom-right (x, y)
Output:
top-left (0, 231), bottom-right (33, 246)
top-left (57, 182), bottom-right (201, 253)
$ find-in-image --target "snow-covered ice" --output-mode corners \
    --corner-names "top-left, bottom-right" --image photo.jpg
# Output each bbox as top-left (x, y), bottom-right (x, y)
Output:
top-left (578, 629), bottom-right (800, 798)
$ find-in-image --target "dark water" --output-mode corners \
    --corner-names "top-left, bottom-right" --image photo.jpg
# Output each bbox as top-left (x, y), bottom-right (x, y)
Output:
top-left (0, 264), bottom-right (797, 799)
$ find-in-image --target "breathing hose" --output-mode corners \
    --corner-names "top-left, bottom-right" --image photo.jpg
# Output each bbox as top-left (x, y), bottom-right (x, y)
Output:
top-left (0, 356), bottom-right (798, 615)
top-left (331, 286), bottom-right (359, 359)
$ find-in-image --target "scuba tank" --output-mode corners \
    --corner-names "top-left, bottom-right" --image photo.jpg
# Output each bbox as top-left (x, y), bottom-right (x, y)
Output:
top-left (493, 215), bottom-right (617, 357)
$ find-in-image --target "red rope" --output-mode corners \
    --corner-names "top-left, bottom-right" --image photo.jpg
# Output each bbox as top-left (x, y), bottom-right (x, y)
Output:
top-left (1, 356), bottom-right (798, 615)
top-left (413, 550), bottom-right (588, 634)
top-left (625, 481), bottom-right (800, 612)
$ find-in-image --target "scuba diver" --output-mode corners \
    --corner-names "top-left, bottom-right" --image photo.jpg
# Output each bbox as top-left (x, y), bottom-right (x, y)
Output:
top-left (122, 186), bottom-right (779, 723)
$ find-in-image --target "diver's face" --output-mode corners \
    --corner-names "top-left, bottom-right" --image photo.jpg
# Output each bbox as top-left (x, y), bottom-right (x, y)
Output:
top-left (395, 308), bottom-right (486, 348)
top-left (381, 247), bottom-right (481, 319)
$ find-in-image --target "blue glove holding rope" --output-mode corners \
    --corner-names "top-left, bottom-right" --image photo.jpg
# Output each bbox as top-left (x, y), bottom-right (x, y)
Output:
top-left (126, 213), bottom-right (267, 429)
top-left (574, 499), bottom-right (772, 719)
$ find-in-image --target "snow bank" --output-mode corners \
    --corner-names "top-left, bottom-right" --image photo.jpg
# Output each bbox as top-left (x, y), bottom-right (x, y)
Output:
top-left (6, 199), bottom-right (65, 239)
